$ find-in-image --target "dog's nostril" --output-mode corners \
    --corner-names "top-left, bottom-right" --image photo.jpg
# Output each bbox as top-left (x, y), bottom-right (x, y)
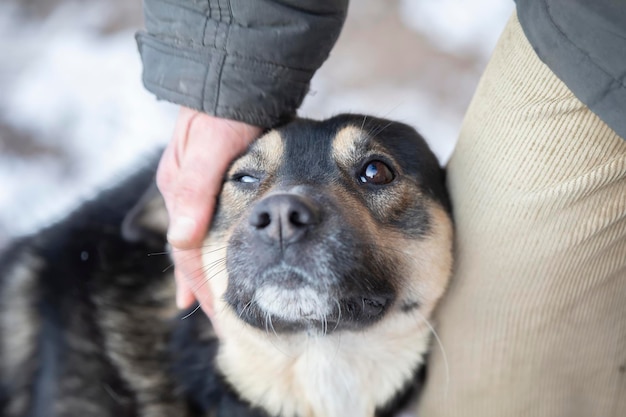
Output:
top-left (289, 209), bottom-right (313, 227)
top-left (250, 211), bottom-right (271, 229)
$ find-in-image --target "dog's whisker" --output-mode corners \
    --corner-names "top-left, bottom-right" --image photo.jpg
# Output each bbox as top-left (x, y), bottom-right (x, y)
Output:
top-left (163, 254), bottom-right (224, 275)
top-left (199, 240), bottom-right (223, 246)
top-left (318, 310), bottom-right (327, 337)
top-left (379, 103), bottom-right (403, 122)
top-left (201, 258), bottom-right (227, 273)
top-left (180, 303), bottom-right (202, 320)
top-left (202, 266), bottom-right (227, 283)
top-left (178, 260), bottom-right (226, 284)
top-left (359, 114), bottom-right (368, 132)
top-left (217, 298), bottom-right (234, 320)
top-left (264, 312), bottom-right (271, 337)
top-left (268, 314), bottom-right (279, 339)
top-left (239, 300), bottom-right (253, 319)
top-left (166, 245), bottom-right (227, 263)
top-left (170, 252), bottom-right (207, 265)
top-left (182, 267), bottom-right (226, 297)
top-left (103, 383), bottom-right (125, 405)
top-left (194, 267), bottom-right (227, 290)
top-left (366, 119), bottom-right (395, 139)
top-left (180, 266), bottom-right (210, 282)
top-left (146, 251), bottom-right (169, 256)
top-left (414, 309), bottom-right (450, 397)
top-left (168, 246), bottom-right (205, 254)
top-left (200, 245), bottom-right (228, 254)
top-left (206, 266), bottom-right (227, 279)
top-left (201, 265), bottom-right (226, 278)
top-left (332, 299), bottom-right (342, 333)
top-left (264, 311), bottom-right (292, 357)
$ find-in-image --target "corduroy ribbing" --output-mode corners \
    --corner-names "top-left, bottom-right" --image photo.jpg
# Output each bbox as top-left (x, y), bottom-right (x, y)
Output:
top-left (417, 13), bottom-right (626, 417)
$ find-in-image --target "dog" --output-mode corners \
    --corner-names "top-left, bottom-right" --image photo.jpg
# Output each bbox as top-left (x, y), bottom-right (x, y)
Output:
top-left (0, 114), bottom-right (453, 417)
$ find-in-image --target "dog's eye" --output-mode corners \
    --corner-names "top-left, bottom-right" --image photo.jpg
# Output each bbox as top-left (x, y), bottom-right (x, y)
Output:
top-left (232, 174), bottom-right (260, 184)
top-left (359, 160), bottom-right (395, 185)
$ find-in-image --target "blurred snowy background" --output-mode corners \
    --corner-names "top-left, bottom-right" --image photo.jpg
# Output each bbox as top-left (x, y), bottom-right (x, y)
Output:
top-left (0, 0), bottom-right (514, 249)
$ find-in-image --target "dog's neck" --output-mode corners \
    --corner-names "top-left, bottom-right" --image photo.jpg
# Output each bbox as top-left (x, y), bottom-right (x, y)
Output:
top-left (214, 306), bottom-right (430, 417)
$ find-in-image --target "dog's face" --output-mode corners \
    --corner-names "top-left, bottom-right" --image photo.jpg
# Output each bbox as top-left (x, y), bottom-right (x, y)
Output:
top-left (207, 114), bottom-right (453, 336)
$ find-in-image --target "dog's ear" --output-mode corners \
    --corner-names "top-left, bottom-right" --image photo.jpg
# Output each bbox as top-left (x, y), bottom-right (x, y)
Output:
top-left (121, 182), bottom-right (168, 243)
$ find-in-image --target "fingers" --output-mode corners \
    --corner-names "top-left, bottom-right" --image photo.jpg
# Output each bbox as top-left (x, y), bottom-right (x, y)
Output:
top-left (157, 108), bottom-right (211, 249)
top-left (157, 107), bottom-right (262, 318)
top-left (167, 141), bottom-right (218, 249)
top-left (173, 249), bottom-right (206, 308)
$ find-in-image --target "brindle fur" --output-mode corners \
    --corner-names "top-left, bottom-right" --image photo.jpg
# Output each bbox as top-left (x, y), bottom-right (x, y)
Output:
top-left (0, 115), bottom-right (453, 417)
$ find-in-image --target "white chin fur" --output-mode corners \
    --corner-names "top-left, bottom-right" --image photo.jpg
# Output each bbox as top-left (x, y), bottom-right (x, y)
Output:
top-left (254, 285), bottom-right (332, 321)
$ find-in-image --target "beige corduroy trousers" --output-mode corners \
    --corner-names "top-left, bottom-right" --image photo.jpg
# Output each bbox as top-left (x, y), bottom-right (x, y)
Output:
top-left (417, 13), bottom-right (626, 417)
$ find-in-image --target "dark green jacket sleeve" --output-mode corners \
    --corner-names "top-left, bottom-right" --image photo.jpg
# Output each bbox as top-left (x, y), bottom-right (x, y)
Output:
top-left (136, 0), bottom-right (348, 127)
top-left (516, 0), bottom-right (626, 140)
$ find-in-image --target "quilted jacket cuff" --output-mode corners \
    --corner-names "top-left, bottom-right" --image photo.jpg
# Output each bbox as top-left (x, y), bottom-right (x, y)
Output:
top-left (137, 32), bottom-right (312, 127)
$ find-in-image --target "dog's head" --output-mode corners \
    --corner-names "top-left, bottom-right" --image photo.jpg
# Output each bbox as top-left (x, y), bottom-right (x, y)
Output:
top-left (206, 114), bottom-right (452, 336)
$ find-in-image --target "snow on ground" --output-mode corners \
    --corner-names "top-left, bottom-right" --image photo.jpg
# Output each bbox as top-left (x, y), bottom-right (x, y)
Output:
top-left (0, 0), bottom-right (514, 248)
top-left (0, 1), bottom-right (175, 243)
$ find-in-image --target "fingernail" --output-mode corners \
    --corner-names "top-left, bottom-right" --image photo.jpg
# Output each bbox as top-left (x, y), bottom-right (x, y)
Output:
top-left (168, 216), bottom-right (196, 245)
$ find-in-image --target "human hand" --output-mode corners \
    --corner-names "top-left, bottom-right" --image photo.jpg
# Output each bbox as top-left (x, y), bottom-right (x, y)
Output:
top-left (157, 107), bottom-right (261, 321)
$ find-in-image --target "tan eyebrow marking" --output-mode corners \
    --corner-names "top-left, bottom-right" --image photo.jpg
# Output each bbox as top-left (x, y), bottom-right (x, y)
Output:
top-left (331, 125), bottom-right (368, 167)
top-left (228, 130), bottom-right (284, 177)
top-left (256, 130), bottom-right (284, 173)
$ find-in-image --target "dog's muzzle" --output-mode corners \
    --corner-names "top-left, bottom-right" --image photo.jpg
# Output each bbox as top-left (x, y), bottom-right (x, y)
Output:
top-left (224, 190), bottom-right (396, 333)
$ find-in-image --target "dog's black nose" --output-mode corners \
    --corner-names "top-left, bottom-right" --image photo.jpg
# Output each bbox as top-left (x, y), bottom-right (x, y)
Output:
top-left (249, 194), bottom-right (320, 245)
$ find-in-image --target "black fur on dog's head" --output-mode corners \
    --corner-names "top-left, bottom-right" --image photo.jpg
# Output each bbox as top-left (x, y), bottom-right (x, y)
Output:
top-left (202, 114), bottom-right (453, 417)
